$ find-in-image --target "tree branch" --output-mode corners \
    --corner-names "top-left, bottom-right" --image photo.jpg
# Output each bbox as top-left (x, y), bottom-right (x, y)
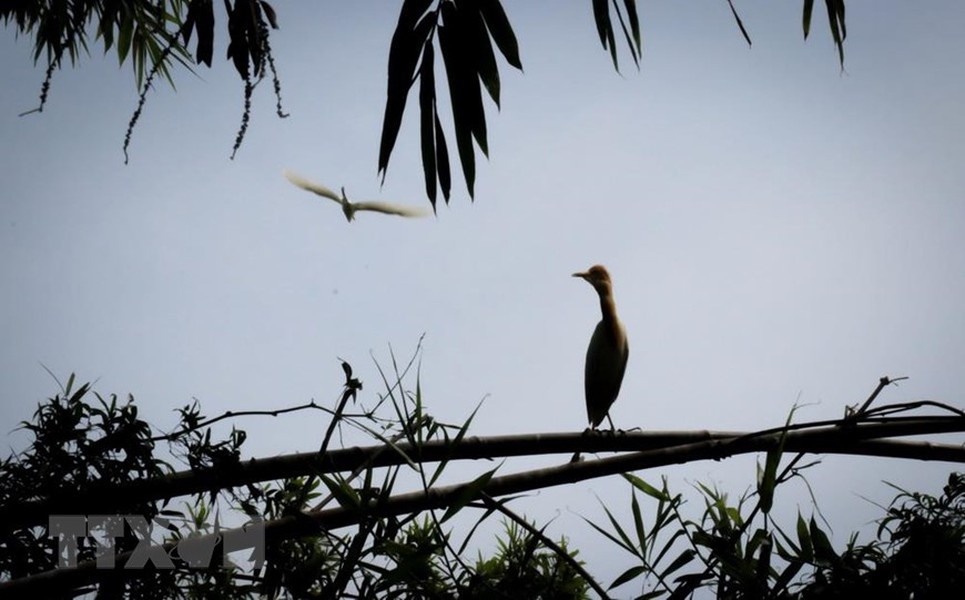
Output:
top-left (3, 413), bottom-right (963, 534)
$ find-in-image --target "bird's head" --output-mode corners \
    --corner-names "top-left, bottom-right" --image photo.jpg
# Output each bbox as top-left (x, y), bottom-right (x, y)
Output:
top-left (339, 186), bottom-right (357, 221)
top-left (573, 264), bottom-right (613, 292)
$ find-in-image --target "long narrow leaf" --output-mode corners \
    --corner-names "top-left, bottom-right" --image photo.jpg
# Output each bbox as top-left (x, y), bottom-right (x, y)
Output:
top-left (378, 2), bottom-right (435, 180)
top-left (418, 39), bottom-right (437, 205)
top-left (468, 4), bottom-right (501, 106)
top-left (809, 516), bottom-right (836, 562)
top-left (591, 0), bottom-right (610, 48)
top-left (456, 6), bottom-right (489, 156)
top-left (610, 0), bottom-right (640, 67)
top-left (824, 0), bottom-right (845, 68)
top-left (623, 0), bottom-right (641, 53)
top-left (601, 502), bottom-right (636, 553)
top-left (438, 2), bottom-right (477, 196)
top-left (796, 512), bottom-right (813, 561)
top-left (440, 467), bottom-right (498, 523)
top-left (320, 474), bottom-right (360, 510)
top-left (624, 473), bottom-right (671, 502)
top-left (609, 564), bottom-right (646, 589)
top-left (631, 491), bottom-right (647, 556)
top-left (581, 514), bottom-right (636, 554)
top-left (725, 0), bottom-right (752, 47)
top-left (479, 0), bottom-right (522, 69)
top-left (660, 548), bottom-right (695, 579)
top-left (187, 0), bottom-right (215, 67)
top-left (434, 113), bottom-right (452, 202)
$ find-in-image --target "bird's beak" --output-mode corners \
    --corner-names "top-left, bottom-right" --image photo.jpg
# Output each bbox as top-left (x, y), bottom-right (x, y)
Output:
top-left (572, 271), bottom-right (589, 280)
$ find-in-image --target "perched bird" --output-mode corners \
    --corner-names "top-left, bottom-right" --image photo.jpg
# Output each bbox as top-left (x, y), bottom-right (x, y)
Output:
top-left (283, 169), bottom-right (430, 222)
top-left (573, 265), bottom-right (629, 433)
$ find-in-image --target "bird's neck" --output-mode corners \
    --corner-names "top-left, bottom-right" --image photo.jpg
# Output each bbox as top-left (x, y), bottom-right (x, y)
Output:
top-left (597, 287), bottom-right (619, 327)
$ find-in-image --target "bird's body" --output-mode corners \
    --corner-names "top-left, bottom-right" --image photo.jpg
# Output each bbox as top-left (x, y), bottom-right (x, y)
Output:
top-left (574, 265), bottom-right (629, 430)
top-left (283, 169), bottom-right (430, 222)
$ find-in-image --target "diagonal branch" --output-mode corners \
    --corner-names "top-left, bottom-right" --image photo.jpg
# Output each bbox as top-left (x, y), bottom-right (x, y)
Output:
top-left (3, 422), bottom-right (965, 595)
top-left (3, 413), bottom-right (964, 535)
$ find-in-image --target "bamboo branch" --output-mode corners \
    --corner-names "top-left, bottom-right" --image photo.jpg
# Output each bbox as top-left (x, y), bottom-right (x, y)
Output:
top-left (3, 424), bottom-right (964, 596)
top-left (3, 414), bottom-right (963, 534)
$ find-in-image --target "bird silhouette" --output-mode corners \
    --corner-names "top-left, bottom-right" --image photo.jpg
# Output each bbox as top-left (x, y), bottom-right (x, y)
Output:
top-left (283, 169), bottom-right (430, 222)
top-left (572, 265), bottom-right (629, 461)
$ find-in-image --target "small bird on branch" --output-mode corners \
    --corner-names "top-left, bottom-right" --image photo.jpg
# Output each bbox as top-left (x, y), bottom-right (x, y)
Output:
top-left (572, 265), bottom-right (629, 461)
top-left (283, 169), bottom-right (430, 222)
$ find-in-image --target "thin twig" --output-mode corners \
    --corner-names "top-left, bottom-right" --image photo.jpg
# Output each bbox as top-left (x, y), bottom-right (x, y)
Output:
top-left (150, 401), bottom-right (327, 442)
top-left (852, 375), bottom-right (909, 417)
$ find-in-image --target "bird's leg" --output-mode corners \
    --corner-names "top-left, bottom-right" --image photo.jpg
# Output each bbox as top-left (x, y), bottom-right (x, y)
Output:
top-left (571, 425), bottom-right (597, 463)
top-left (605, 414), bottom-right (619, 435)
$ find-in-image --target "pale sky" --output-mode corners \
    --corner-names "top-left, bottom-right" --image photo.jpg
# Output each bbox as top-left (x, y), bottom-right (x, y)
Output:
top-left (2, 1), bottom-right (964, 593)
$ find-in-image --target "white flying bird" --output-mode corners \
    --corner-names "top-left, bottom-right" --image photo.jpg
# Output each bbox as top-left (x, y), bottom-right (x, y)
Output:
top-left (283, 169), bottom-right (430, 222)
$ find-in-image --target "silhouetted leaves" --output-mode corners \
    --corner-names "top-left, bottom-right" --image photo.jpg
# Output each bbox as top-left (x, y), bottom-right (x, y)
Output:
top-left (803, 0), bottom-right (848, 69)
top-left (591, 0), bottom-right (642, 72)
top-left (6, 1), bottom-right (858, 200)
top-left (378, 0), bottom-right (436, 191)
top-left (419, 40), bottom-right (441, 203)
top-left (726, 0), bottom-right (752, 47)
top-left (183, 0), bottom-right (216, 67)
top-left (825, 0), bottom-right (847, 69)
top-left (380, 0), bottom-right (522, 206)
top-left (479, 0), bottom-right (521, 70)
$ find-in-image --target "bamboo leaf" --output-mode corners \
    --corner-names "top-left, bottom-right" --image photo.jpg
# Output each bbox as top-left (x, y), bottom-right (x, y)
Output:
top-left (479, 0), bottom-right (521, 70)
top-left (652, 528), bottom-right (688, 566)
top-left (609, 565), bottom-right (646, 589)
top-left (624, 473), bottom-right (671, 502)
top-left (117, 16), bottom-right (134, 66)
top-left (434, 113), bottom-right (452, 203)
top-left (418, 39), bottom-right (437, 205)
top-left (631, 491), bottom-right (647, 556)
top-left (611, 0), bottom-right (640, 67)
top-left (623, 0), bottom-right (641, 54)
top-left (378, 2), bottom-right (436, 180)
top-left (757, 448), bottom-right (780, 514)
top-left (468, 4), bottom-right (500, 106)
top-left (601, 502), bottom-right (636, 553)
top-left (320, 474), bottom-right (360, 510)
top-left (825, 0), bottom-right (846, 68)
top-left (259, 0), bottom-right (279, 30)
top-left (592, 0), bottom-right (619, 71)
top-left (186, 0), bottom-right (215, 67)
top-left (591, 0), bottom-right (610, 48)
top-left (441, 467), bottom-right (498, 522)
top-left (438, 2), bottom-right (478, 196)
top-left (796, 512), bottom-right (813, 561)
top-left (809, 516), bottom-right (836, 563)
top-left (581, 514), bottom-right (636, 554)
top-left (660, 548), bottom-right (696, 578)
top-left (725, 0), bottom-right (752, 47)
top-left (802, 0), bottom-right (814, 39)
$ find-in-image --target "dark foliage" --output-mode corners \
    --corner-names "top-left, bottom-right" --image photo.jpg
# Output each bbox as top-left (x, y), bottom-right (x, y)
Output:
top-left (3, 1), bottom-right (849, 200)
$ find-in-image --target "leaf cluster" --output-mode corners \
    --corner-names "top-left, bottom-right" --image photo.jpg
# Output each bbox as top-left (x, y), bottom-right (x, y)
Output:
top-left (589, 452), bottom-right (965, 598)
top-left (378, 0), bottom-right (522, 208)
top-left (0, 374), bottom-right (168, 590)
top-left (0, 353), bottom-right (589, 598)
top-left (3, 361), bottom-right (960, 598)
top-left (6, 1), bottom-right (852, 200)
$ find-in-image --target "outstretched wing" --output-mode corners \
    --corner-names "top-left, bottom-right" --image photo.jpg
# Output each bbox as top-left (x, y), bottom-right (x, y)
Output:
top-left (353, 201), bottom-right (430, 218)
top-left (282, 169), bottom-right (342, 204)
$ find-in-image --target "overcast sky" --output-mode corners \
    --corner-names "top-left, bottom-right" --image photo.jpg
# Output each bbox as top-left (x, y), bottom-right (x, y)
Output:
top-left (2, 1), bottom-right (964, 592)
